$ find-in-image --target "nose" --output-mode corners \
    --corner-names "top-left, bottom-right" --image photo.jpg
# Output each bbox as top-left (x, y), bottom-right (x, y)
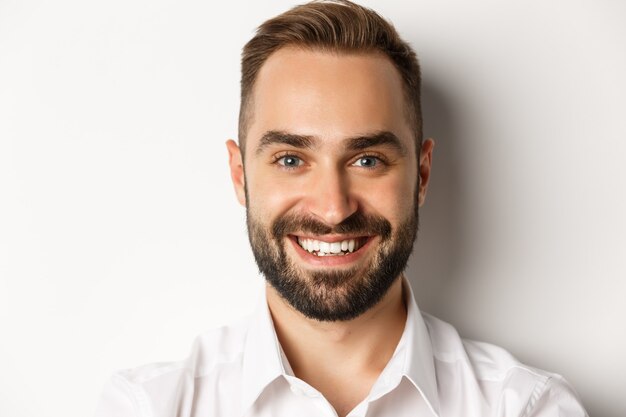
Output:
top-left (304, 166), bottom-right (358, 226)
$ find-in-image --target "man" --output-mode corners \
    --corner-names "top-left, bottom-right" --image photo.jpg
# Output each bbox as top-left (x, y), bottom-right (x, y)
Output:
top-left (96, 1), bottom-right (588, 416)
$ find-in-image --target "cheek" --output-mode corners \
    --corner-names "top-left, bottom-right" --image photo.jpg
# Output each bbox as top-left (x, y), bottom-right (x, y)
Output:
top-left (358, 173), bottom-right (417, 222)
top-left (245, 160), bottom-right (418, 223)
top-left (246, 170), bottom-right (303, 217)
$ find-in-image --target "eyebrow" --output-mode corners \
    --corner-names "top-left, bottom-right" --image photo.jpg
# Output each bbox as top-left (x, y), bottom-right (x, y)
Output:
top-left (254, 129), bottom-right (407, 156)
top-left (255, 131), bottom-right (315, 155)
top-left (345, 131), bottom-right (407, 156)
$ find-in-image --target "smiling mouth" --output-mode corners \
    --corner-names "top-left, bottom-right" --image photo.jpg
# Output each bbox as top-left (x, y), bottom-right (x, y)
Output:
top-left (293, 235), bottom-right (370, 257)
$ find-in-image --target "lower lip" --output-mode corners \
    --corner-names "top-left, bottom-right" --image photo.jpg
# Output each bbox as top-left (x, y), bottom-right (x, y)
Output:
top-left (287, 236), bottom-right (375, 267)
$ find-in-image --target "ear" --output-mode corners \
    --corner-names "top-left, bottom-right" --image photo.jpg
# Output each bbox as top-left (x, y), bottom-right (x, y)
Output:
top-left (226, 139), bottom-right (246, 206)
top-left (418, 138), bottom-right (435, 207)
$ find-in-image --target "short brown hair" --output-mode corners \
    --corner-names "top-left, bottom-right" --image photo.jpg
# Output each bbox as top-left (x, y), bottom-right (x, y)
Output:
top-left (238, 0), bottom-right (422, 155)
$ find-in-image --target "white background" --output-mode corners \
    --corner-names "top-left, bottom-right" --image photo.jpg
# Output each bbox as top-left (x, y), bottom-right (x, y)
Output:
top-left (1, 1), bottom-right (624, 416)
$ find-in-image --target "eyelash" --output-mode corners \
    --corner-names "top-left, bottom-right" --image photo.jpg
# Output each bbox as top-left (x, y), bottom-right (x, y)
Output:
top-left (272, 152), bottom-right (305, 170)
top-left (271, 152), bottom-right (389, 170)
top-left (353, 153), bottom-right (388, 169)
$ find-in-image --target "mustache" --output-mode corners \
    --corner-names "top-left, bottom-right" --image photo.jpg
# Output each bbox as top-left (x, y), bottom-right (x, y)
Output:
top-left (272, 211), bottom-right (392, 240)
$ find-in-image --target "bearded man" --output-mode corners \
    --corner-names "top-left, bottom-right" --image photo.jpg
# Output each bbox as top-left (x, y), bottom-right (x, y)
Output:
top-left (96, 1), bottom-right (588, 416)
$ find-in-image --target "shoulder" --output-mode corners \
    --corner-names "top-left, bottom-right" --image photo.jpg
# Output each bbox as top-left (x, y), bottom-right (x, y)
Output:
top-left (121, 319), bottom-right (249, 385)
top-left (95, 319), bottom-right (249, 417)
top-left (421, 313), bottom-right (587, 417)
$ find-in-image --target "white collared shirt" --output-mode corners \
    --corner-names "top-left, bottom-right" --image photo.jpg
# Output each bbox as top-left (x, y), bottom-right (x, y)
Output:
top-left (95, 280), bottom-right (588, 417)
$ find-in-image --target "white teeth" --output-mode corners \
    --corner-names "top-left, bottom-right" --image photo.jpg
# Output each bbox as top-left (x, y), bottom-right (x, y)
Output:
top-left (297, 237), bottom-right (362, 255)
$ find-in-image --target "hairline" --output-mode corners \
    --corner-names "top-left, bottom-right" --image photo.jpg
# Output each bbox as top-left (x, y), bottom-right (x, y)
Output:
top-left (238, 45), bottom-right (420, 160)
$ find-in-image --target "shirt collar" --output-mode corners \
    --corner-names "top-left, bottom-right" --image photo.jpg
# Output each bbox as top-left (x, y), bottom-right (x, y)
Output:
top-left (240, 289), bottom-right (285, 413)
top-left (240, 278), bottom-right (441, 416)
top-left (400, 277), bottom-right (441, 416)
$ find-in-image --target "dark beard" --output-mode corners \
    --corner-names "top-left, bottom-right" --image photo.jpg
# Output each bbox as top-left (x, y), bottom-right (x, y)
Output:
top-left (246, 208), bottom-right (418, 322)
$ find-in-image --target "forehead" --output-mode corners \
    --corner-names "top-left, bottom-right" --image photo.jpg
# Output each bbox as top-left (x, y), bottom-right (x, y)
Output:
top-left (247, 47), bottom-right (413, 152)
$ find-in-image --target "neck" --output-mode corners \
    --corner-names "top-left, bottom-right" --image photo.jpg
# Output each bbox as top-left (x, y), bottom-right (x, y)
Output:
top-left (266, 277), bottom-right (407, 391)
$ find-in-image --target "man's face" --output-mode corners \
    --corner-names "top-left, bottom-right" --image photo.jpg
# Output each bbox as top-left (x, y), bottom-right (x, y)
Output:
top-left (227, 47), bottom-right (433, 321)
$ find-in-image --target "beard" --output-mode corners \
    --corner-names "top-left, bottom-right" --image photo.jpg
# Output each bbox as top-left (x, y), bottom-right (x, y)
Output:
top-left (246, 204), bottom-right (418, 322)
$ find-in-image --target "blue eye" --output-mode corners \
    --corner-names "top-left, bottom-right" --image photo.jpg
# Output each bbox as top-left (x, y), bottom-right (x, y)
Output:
top-left (277, 155), bottom-right (303, 168)
top-left (353, 156), bottom-right (379, 168)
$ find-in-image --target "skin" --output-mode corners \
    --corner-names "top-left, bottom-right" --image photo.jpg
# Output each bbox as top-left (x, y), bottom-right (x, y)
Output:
top-left (227, 47), bottom-right (434, 417)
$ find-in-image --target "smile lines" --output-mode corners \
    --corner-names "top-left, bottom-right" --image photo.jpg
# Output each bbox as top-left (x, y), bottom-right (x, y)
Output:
top-left (296, 236), bottom-right (366, 256)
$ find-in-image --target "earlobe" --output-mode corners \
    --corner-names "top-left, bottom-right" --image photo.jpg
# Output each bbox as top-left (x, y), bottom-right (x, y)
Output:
top-left (226, 139), bottom-right (246, 207)
top-left (418, 138), bottom-right (435, 207)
